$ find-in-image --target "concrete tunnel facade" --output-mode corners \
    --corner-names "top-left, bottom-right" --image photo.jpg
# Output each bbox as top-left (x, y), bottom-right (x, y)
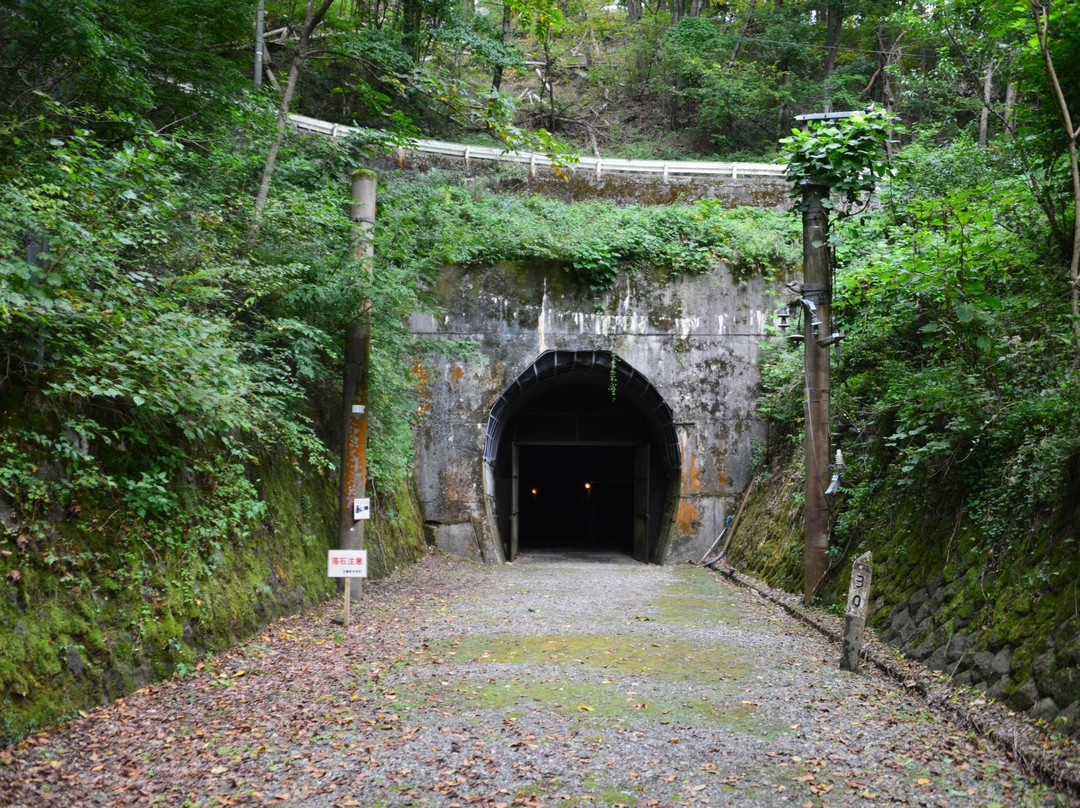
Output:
top-left (409, 260), bottom-right (782, 564)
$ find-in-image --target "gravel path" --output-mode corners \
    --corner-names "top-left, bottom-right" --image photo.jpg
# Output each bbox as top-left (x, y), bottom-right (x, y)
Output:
top-left (1, 550), bottom-right (1073, 807)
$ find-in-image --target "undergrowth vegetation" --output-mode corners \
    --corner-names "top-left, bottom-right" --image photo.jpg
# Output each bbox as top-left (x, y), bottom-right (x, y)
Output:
top-left (379, 173), bottom-right (799, 289)
top-left (758, 134), bottom-right (1079, 592)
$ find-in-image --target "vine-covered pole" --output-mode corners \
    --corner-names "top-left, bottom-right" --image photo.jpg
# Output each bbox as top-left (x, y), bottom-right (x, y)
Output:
top-left (784, 106), bottom-right (899, 604)
top-left (338, 168), bottom-right (377, 602)
top-left (802, 179), bottom-right (832, 604)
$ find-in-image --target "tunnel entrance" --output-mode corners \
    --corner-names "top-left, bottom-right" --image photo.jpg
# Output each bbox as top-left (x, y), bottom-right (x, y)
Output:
top-left (517, 445), bottom-right (635, 553)
top-left (484, 350), bottom-right (680, 563)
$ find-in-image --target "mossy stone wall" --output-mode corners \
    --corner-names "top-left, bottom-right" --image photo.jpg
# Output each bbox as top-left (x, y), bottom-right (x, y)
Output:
top-left (0, 461), bottom-right (425, 745)
top-left (730, 444), bottom-right (1080, 736)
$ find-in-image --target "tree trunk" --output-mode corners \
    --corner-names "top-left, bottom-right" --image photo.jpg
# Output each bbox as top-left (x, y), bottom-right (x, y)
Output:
top-left (875, 29), bottom-right (902, 158)
top-left (1032, 1), bottom-right (1080, 367)
top-left (493, 2), bottom-right (512, 91)
top-left (728, 0), bottom-right (757, 65)
top-left (543, 37), bottom-right (556, 131)
top-left (254, 0), bottom-right (335, 217)
top-left (979, 58), bottom-right (994, 147)
top-left (401, 0), bottom-right (425, 62)
top-left (627, 0), bottom-right (642, 22)
top-left (254, 0), bottom-right (265, 89)
top-left (822, 0), bottom-right (844, 111)
top-left (1004, 81), bottom-right (1017, 135)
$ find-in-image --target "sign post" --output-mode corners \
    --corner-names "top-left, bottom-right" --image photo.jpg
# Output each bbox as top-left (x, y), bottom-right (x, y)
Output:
top-left (328, 550), bottom-right (368, 627)
top-left (840, 551), bottom-right (872, 672)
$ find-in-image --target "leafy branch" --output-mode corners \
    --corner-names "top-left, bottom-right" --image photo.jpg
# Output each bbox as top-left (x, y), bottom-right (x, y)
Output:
top-left (779, 105), bottom-right (904, 211)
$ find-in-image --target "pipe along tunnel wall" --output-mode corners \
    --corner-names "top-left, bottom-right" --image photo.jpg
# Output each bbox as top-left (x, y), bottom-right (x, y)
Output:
top-left (411, 261), bottom-right (783, 564)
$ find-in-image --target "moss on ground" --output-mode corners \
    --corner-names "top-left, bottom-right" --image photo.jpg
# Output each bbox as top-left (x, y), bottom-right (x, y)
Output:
top-left (649, 565), bottom-right (746, 625)
top-left (433, 632), bottom-right (750, 684)
top-left (396, 657), bottom-right (779, 736)
top-left (402, 628), bottom-right (783, 737)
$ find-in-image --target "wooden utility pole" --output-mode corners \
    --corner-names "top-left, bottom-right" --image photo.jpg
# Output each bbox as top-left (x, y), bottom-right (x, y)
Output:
top-left (801, 179), bottom-right (832, 604)
top-left (338, 168), bottom-right (377, 602)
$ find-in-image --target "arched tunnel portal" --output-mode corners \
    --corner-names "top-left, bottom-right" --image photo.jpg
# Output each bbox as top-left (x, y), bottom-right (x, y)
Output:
top-left (483, 350), bottom-right (681, 563)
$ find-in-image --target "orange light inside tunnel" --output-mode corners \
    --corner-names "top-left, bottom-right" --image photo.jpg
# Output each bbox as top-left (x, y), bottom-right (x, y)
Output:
top-left (584, 482), bottom-right (592, 490)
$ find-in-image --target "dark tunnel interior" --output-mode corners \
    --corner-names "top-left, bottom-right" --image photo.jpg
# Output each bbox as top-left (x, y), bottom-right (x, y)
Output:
top-left (517, 444), bottom-right (635, 554)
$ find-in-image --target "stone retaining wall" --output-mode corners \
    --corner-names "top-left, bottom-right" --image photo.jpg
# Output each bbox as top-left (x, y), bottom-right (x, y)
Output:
top-left (876, 574), bottom-right (1080, 735)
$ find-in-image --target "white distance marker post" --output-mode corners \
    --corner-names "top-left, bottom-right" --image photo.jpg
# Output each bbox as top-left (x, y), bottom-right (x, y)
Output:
top-left (840, 551), bottom-right (872, 672)
top-left (328, 550), bottom-right (368, 627)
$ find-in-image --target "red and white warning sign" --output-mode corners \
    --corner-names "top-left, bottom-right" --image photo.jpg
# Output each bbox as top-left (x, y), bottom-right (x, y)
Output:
top-left (327, 550), bottom-right (368, 578)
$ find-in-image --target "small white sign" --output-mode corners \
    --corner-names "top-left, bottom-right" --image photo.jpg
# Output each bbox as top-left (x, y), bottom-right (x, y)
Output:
top-left (353, 497), bottom-right (371, 521)
top-left (328, 550), bottom-right (368, 578)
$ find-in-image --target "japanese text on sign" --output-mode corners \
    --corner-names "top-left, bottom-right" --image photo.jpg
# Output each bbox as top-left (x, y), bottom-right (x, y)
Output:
top-left (328, 550), bottom-right (368, 578)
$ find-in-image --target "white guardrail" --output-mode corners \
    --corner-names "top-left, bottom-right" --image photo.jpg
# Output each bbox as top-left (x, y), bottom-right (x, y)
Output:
top-left (288, 114), bottom-right (786, 180)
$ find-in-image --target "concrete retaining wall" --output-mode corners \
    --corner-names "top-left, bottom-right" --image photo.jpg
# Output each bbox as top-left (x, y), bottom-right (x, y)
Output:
top-left (410, 260), bottom-right (785, 563)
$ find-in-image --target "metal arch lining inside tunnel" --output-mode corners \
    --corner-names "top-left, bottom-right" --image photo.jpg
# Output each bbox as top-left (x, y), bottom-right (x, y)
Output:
top-left (483, 350), bottom-right (681, 564)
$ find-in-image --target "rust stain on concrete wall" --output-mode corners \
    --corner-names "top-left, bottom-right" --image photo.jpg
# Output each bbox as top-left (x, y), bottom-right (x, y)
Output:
top-left (414, 363), bottom-right (433, 415)
top-left (439, 457), bottom-right (479, 520)
top-left (684, 452), bottom-right (703, 495)
top-left (674, 498), bottom-right (701, 536)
